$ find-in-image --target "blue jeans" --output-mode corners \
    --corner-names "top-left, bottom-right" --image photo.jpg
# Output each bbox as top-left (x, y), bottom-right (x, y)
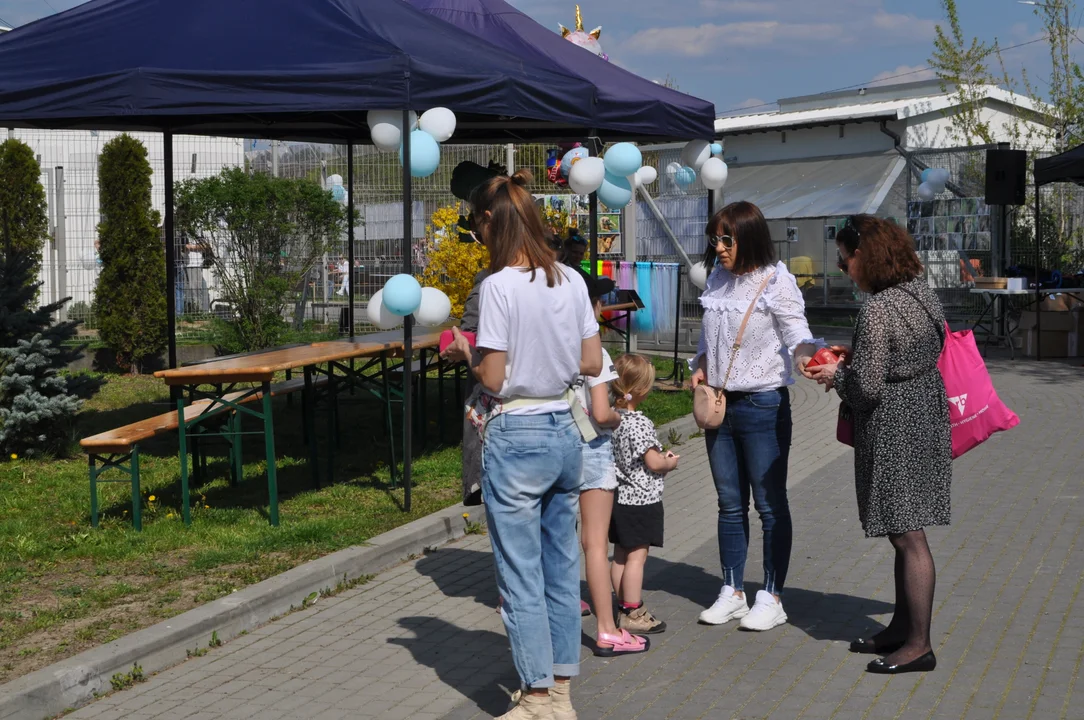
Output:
top-left (482, 410), bottom-right (583, 689)
top-left (705, 388), bottom-right (793, 595)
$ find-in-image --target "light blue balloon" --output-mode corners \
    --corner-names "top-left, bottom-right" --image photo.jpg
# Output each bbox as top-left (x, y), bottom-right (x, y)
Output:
top-left (710, 143), bottom-right (723, 156)
top-left (598, 172), bottom-right (632, 209)
top-left (561, 147), bottom-right (590, 177)
top-left (674, 166), bottom-right (697, 188)
top-left (603, 143), bottom-right (642, 178)
top-left (382, 274), bottom-right (423, 317)
top-left (920, 168), bottom-right (932, 184)
top-left (331, 185), bottom-right (347, 202)
top-left (399, 130), bottom-right (441, 178)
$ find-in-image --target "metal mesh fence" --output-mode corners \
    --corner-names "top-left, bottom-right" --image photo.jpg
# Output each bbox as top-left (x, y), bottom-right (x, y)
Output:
top-left (19, 133), bottom-right (646, 347)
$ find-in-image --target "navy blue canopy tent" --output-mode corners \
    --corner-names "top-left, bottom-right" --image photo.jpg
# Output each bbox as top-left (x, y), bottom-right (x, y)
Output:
top-left (408, 0), bottom-right (715, 141)
top-left (0, 0), bottom-right (715, 509)
top-left (0, 0), bottom-right (709, 142)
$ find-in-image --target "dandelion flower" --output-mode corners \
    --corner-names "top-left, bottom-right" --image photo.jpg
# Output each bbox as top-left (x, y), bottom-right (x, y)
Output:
top-left (167, 513), bottom-right (175, 519)
top-left (148, 495), bottom-right (156, 502)
top-left (204, 504), bottom-right (210, 509)
top-left (9, 453), bottom-right (17, 460)
top-left (462, 513), bottom-right (470, 519)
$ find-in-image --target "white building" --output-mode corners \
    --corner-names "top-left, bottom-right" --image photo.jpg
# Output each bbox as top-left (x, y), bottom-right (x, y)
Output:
top-left (7, 129), bottom-right (246, 313)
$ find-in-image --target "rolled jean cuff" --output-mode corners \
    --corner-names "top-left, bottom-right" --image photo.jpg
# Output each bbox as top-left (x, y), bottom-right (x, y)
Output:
top-left (553, 663), bottom-right (580, 679)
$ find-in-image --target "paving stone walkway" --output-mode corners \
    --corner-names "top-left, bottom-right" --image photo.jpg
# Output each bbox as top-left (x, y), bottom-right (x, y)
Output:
top-left (68, 360), bottom-right (1084, 720)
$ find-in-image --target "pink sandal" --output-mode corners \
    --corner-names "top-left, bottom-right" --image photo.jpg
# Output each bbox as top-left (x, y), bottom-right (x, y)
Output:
top-left (580, 600), bottom-right (592, 617)
top-left (594, 629), bottom-right (650, 657)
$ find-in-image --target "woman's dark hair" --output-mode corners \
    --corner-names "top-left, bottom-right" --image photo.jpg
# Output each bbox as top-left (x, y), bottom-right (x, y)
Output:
top-left (702, 201), bottom-right (776, 274)
top-left (470, 169), bottom-right (562, 287)
top-left (837, 214), bottom-right (923, 294)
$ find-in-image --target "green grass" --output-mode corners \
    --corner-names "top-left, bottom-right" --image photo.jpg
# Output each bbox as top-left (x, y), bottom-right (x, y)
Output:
top-left (0, 356), bottom-right (692, 684)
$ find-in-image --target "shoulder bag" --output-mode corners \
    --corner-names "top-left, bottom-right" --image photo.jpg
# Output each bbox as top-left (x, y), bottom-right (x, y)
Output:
top-left (693, 271), bottom-right (775, 430)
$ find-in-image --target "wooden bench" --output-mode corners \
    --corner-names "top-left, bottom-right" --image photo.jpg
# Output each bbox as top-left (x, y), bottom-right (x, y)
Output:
top-left (81, 376), bottom-right (327, 530)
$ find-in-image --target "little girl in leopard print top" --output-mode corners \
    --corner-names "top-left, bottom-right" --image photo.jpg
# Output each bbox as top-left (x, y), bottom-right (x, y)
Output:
top-left (609, 354), bottom-right (680, 637)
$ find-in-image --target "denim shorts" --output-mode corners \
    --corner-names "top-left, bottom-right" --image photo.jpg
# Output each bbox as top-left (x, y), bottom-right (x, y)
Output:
top-left (580, 434), bottom-right (618, 491)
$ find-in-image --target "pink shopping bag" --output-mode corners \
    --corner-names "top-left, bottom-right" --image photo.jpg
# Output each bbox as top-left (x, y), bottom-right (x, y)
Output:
top-left (938, 324), bottom-right (1019, 459)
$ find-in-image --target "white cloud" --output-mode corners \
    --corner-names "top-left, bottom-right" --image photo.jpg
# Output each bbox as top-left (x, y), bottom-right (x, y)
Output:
top-left (870, 64), bottom-right (937, 85)
top-left (737, 97), bottom-right (768, 108)
top-left (624, 21), bottom-right (843, 58)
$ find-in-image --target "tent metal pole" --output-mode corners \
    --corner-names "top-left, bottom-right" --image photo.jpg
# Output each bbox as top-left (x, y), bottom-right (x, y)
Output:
top-left (164, 130), bottom-right (178, 375)
top-left (1035, 185), bottom-right (1042, 361)
top-left (347, 143), bottom-right (355, 335)
top-left (402, 100), bottom-right (414, 512)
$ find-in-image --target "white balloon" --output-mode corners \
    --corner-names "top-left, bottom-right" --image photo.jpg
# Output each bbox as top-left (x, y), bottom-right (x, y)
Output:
top-left (366, 289), bottom-right (402, 330)
top-left (419, 107), bottom-right (457, 143)
top-left (367, 110), bottom-right (418, 151)
top-left (681, 140), bottom-right (712, 172)
top-left (638, 166), bottom-right (658, 186)
top-left (568, 156), bottom-right (606, 194)
top-left (415, 287), bottom-right (452, 327)
top-left (916, 182), bottom-right (937, 201)
top-left (370, 122), bottom-right (403, 152)
top-left (699, 157), bottom-right (729, 191)
top-left (326, 174), bottom-right (344, 188)
top-left (931, 168), bottom-right (950, 186)
top-left (688, 261), bottom-right (710, 290)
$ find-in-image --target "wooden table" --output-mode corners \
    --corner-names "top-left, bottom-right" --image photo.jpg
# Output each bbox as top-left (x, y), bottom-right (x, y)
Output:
top-left (153, 327), bottom-right (446, 526)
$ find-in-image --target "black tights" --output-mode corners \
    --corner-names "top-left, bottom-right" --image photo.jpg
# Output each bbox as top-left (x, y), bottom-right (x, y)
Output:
top-left (873, 529), bottom-right (936, 663)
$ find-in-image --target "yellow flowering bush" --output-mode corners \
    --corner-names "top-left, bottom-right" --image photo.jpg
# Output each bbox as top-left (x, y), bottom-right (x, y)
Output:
top-left (416, 204), bottom-right (489, 319)
top-left (415, 201), bottom-right (572, 319)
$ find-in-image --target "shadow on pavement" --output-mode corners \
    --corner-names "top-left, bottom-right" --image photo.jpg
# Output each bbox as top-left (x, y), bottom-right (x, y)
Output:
top-left (415, 546), bottom-right (896, 649)
top-left (387, 616), bottom-right (517, 717)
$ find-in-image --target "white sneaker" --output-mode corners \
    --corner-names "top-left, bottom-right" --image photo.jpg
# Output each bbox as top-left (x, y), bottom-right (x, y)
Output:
top-left (739, 590), bottom-right (787, 631)
top-left (698, 585), bottom-right (750, 625)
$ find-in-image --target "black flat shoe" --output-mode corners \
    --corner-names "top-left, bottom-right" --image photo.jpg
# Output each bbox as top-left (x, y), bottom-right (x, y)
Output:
top-left (849, 637), bottom-right (905, 654)
top-left (866, 651), bottom-right (936, 674)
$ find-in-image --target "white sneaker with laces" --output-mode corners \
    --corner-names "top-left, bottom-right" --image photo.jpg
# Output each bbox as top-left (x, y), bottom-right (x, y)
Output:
top-left (698, 585), bottom-right (750, 625)
top-left (739, 590), bottom-right (787, 631)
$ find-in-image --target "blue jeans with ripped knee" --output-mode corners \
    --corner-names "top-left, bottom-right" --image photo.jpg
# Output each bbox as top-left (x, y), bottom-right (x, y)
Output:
top-left (705, 388), bottom-right (793, 595)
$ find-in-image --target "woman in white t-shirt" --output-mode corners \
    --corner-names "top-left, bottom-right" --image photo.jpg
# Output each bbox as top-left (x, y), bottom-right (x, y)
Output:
top-left (446, 170), bottom-right (601, 720)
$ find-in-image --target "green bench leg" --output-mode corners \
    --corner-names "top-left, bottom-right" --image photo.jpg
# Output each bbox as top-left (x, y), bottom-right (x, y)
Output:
top-left (178, 398), bottom-right (191, 526)
top-left (262, 381), bottom-right (280, 527)
top-left (230, 411), bottom-right (243, 487)
top-left (130, 448), bottom-right (142, 531)
top-left (88, 449), bottom-right (141, 531)
top-left (89, 456), bottom-right (99, 529)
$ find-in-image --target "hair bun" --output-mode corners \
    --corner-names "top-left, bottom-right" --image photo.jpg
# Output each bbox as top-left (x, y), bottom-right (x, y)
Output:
top-left (510, 169), bottom-right (533, 187)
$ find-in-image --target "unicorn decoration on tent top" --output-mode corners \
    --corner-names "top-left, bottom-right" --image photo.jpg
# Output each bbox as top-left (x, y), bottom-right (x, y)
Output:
top-left (559, 5), bottom-right (606, 60)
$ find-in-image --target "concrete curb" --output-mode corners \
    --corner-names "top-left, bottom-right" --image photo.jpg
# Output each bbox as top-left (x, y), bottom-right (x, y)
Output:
top-left (0, 503), bottom-right (486, 720)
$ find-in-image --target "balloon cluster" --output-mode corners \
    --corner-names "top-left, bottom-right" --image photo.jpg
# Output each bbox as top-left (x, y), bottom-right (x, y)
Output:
top-left (916, 168), bottom-right (950, 202)
top-left (558, 142), bottom-right (659, 210)
top-left (666, 140), bottom-right (728, 193)
top-left (365, 108), bottom-right (457, 179)
top-left (367, 274), bottom-right (452, 330)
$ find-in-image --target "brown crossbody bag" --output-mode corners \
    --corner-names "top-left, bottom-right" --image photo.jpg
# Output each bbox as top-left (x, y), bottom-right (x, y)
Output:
top-left (692, 272), bottom-right (775, 430)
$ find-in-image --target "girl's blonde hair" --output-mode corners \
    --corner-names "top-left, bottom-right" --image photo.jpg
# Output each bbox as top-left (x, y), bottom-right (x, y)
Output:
top-left (613, 354), bottom-right (655, 409)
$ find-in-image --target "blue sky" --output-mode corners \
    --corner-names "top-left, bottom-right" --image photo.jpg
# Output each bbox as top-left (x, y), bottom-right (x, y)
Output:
top-left (1, 0), bottom-right (1075, 114)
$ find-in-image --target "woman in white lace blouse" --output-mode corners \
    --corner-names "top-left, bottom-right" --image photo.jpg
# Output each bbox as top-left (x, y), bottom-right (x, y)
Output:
top-left (690, 201), bottom-right (818, 632)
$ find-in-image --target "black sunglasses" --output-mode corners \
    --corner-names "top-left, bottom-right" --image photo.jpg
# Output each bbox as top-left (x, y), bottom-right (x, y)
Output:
top-left (708, 234), bottom-right (736, 249)
top-left (837, 216), bottom-right (860, 272)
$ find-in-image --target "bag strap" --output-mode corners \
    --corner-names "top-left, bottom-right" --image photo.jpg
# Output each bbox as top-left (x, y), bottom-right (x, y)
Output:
top-left (896, 285), bottom-right (946, 348)
top-left (720, 271), bottom-right (775, 390)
